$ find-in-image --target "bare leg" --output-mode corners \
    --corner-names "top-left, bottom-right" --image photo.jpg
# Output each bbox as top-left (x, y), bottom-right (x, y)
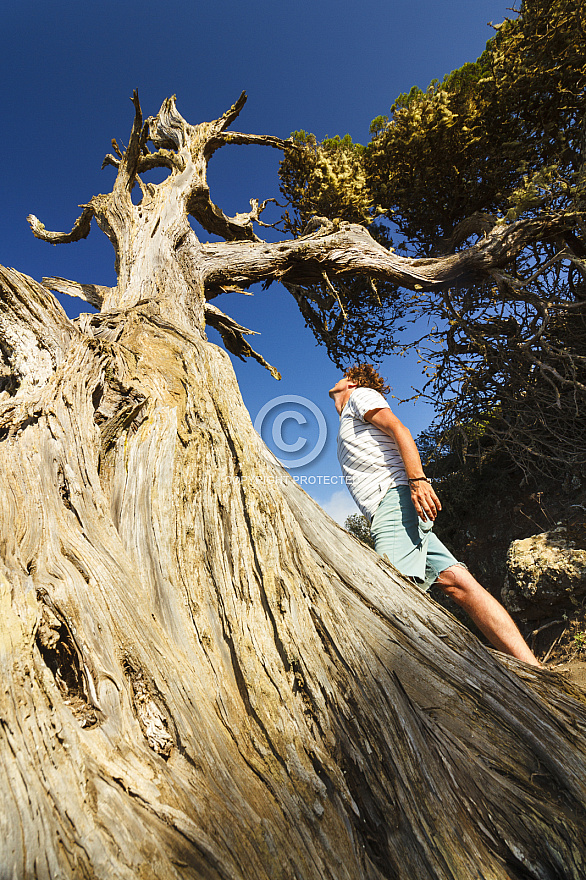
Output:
top-left (436, 565), bottom-right (540, 667)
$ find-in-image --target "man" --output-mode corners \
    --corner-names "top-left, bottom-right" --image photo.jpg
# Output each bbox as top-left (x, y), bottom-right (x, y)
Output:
top-left (329, 364), bottom-right (540, 666)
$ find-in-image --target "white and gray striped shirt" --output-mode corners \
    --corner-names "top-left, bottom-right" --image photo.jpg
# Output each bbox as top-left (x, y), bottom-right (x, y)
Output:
top-left (337, 388), bottom-right (408, 521)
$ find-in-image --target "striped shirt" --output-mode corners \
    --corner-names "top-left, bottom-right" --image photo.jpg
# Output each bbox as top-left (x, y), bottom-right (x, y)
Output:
top-left (337, 387), bottom-right (408, 521)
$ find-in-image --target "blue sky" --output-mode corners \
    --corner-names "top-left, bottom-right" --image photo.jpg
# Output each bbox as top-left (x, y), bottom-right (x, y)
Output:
top-left (1, 0), bottom-right (511, 523)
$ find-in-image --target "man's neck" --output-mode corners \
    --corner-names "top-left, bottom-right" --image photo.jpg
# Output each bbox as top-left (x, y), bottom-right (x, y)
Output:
top-left (335, 387), bottom-right (354, 415)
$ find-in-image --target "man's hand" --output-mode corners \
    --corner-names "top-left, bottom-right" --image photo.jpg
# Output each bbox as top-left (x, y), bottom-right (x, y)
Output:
top-left (364, 406), bottom-right (442, 523)
top-left (409, 479), bottom-right (441, 522)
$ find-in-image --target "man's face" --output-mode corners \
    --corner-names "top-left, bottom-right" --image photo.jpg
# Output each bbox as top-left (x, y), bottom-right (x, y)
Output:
top-left (328, 376), bottom-right (353, 399)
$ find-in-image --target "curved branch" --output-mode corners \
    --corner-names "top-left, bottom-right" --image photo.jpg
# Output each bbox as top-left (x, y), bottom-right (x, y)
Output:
top-left (188, 194), bottom-right (282, 245)
top-left (101, 153), bottom-right (121, 171)
top-left (187, 189), bottom-right (263, 243)
top-left (202, 214), bottom-right (579, 293)
top-left (136, 149), bottom-right (185, 174)
top-left (441, 212), bottom-right (499, 250)
top-left (216, 91), bottom-right (247, 131)
top-left (101, 139), bottom-right (127, 171)
top-left (205, 130), bottom-right (297, 161)
top-left (42, 276), bottom-right (114, 310)
top-left (27, 205), bottom-right (95, 244)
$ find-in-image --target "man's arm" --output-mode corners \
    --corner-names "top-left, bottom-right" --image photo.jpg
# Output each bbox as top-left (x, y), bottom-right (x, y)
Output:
top-left (364, 407), bottom-right (441, 522)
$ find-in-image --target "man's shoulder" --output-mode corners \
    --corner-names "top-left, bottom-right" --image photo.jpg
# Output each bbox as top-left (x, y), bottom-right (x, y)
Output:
top-left (347, 387), bottom-right (390, 418)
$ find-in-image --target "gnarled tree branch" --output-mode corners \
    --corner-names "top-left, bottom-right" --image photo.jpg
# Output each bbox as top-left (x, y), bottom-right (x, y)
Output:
top-left (27, 205), bottom-right (95, 244)
top-left (201, 214), bottom-right (579, 294)
top-left (42, 276), bottom-right (114, 310)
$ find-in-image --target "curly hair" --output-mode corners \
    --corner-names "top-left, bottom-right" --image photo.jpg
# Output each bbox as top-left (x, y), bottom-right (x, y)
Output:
top-left (345, 364), bottom-right (390, 396)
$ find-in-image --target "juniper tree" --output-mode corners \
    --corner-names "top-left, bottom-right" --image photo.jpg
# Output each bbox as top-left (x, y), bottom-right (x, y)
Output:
top-left (2, 88), bottom-right (586, 880)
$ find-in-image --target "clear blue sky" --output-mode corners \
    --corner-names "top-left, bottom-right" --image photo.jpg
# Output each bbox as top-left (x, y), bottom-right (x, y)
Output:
top-left (1, 0), bottom-right (511, 523)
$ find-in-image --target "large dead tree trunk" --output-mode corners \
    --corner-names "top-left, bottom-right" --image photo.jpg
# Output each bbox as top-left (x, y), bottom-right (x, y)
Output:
top-left (2, 93), bottom-right (586, 880)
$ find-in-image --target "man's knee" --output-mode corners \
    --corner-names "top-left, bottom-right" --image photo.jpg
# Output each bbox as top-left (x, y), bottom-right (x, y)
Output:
top-left (435, 565), bottom-right (477, 604)
top-left (436, 564), bottom-right (467, 588)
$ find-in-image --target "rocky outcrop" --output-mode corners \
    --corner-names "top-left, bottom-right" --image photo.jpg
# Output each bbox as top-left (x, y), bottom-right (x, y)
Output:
top-left (503, 522), bottom-right (586, 620)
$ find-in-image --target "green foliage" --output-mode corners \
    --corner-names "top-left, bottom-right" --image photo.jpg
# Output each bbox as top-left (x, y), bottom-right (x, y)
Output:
top-left (280, 131), bottom-right (371, 236)
top-left (366, 0), bottom-right (586, 246)
top-left (279, 0), bottom-right (586, 483)
top-left (369, 116), bottom-right (388, 137)
top-left (281, 0), bottom-right (586, 245)
top-left (366, 63), bottom-right (497, 246)
top-left (344, 514), bottom-right (375, 549)
top-left (289, 274), bottom-right (408, 369)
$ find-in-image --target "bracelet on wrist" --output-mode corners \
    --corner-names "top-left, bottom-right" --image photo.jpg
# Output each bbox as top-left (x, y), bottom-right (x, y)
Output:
top-left (408, 477), bottom-right (430, 485)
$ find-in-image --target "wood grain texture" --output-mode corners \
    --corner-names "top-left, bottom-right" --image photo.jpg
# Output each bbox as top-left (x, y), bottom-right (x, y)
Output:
top-left (2, 93), bottom-right (586, 880)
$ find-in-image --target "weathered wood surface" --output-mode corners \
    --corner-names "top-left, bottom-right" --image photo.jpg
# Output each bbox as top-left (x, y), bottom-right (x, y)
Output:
top-left (2, 262), bottom-right (586, 879)
top-left (2, 93), bottom-right (586, 880)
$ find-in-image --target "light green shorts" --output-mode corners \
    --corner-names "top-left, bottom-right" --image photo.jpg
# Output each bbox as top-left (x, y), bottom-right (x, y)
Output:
top-left (370, 485), bottom-right (461, 591)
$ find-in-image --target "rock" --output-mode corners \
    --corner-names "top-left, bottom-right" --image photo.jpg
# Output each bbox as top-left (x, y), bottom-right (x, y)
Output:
top-left (503, 523), bottom-right (586, 620)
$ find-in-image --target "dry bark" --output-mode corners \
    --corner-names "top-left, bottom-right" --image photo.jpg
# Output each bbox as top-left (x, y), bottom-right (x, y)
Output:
top-left (2, 93), bottom-right (586, 880)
